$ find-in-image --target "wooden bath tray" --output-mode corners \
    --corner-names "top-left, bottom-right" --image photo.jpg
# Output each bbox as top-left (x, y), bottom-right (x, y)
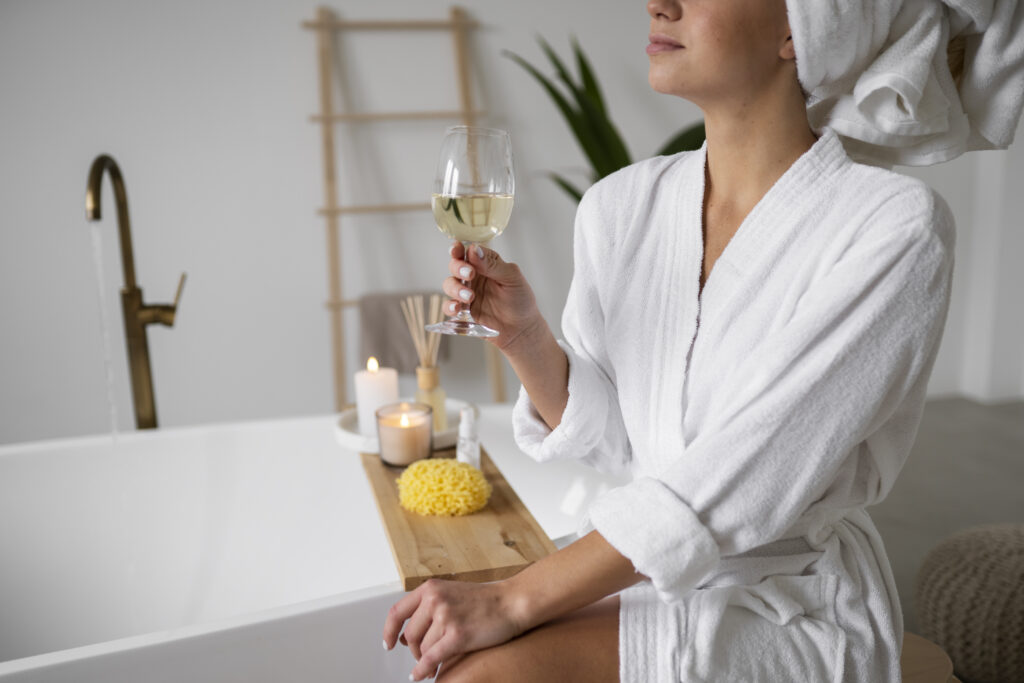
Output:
top-left (360, 448), bottom-right (558, 591)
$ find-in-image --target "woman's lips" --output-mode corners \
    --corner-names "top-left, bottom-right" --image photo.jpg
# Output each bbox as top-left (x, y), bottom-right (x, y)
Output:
top-left (647, 34), bottom-right (683, 55)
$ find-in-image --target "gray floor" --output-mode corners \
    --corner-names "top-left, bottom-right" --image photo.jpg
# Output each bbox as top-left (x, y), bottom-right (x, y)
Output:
top-left (870, 396), bottom-right (1024, 633)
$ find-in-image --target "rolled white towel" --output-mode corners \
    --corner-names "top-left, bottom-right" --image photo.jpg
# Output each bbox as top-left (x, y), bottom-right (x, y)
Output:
top-left (786, 0), bottom-right (1024, 166)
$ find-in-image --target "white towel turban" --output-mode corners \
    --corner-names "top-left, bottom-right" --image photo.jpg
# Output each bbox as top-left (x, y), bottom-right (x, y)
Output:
top-left (786, 0), bottom-right (1024, 166)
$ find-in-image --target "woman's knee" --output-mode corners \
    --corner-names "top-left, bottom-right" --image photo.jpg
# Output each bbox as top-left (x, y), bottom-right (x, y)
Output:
top-left (435, 597), bottom-right (619, 683)
top-left (434, 646), bottom-right (516, 683)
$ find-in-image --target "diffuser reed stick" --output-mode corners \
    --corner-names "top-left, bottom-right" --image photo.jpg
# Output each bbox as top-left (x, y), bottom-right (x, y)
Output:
top-left (401, 294), bottom-right (444, 368)
top-left (402, 294), bottom-right (448, 431)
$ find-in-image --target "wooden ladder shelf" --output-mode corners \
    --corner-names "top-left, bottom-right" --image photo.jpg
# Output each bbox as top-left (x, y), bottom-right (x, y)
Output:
top-left (304, 5), bottom-right (507, 409)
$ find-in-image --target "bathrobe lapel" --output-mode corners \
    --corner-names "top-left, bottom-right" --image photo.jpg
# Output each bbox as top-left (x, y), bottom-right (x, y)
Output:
top-left (667, 132), bottom-right (852, 461)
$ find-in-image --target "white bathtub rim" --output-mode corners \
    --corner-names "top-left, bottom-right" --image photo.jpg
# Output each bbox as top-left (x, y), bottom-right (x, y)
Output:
top-left (0, 412), bottom-right (342, 457)
top-left (0, 580), bottom-right (404, 675)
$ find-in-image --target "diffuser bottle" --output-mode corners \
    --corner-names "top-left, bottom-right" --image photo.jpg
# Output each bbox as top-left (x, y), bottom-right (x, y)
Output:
top-left (415, 366), bottom-right (447, 432)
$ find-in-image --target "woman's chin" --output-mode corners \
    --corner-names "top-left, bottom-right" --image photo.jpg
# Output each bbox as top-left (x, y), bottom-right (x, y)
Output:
top-left (648, 71), bottom-right (691, 99)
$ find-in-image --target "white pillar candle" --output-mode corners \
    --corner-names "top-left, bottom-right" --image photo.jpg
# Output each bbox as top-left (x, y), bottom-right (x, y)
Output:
top-left (354, 357), bottom-right (398, 437)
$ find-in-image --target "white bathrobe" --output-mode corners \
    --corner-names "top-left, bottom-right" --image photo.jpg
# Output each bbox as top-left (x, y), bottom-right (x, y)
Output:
top-left (512, 127), bottom-right (955, 682)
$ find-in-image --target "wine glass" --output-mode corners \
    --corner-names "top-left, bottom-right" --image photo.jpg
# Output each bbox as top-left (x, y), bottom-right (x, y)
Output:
top-left (426, 126), bottom-right (514, 338)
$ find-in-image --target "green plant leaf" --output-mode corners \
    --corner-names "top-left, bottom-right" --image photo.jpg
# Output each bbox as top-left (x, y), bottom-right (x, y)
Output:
top-left (656, 121), bottom-right (706, 156)
top-left (549, 172), bottom-right (584, 203)
top-left (537, 37), bottom-right (630, 175)
top-left (571, 35), bottom-right (606, 118)
top-left (534, 37), bottom-right (621, 175)
top-left (503, 48), bottom-right (615, 178)
top-left (537, 36), bottom-right (576, 100)
top-left (575, 88), bottom-right (631, 172)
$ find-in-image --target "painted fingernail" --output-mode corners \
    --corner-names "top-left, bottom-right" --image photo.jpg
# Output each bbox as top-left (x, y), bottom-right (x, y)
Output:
top-left (449, 302), bottom-right (457, 313)
top-left (383, 639), bottom-right (388, 651)
top-left (475, 245), bottom-right (484, 259)
top-left (459, 266), bottom-right (472, 278)
top-left (459, 289), bottom-right (472, 301)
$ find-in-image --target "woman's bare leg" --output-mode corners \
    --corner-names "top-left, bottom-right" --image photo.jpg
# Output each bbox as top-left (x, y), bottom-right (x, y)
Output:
top-left (435, 596), bottom-right (619, 683)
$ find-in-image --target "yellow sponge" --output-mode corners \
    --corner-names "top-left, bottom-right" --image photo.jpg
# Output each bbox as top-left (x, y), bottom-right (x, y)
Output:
top-left (396, 458), bottom-right (492, 516)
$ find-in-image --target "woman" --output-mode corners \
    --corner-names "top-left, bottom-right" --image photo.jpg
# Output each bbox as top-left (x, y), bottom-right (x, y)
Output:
top-left (383, 0), bottom-right (1021, 680)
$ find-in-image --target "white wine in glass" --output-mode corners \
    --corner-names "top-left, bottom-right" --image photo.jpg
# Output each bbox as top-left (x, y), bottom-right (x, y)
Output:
top-left (431, 194), bottom-right (513, 244)
top-left (427, 126), bottom-right (515, 338)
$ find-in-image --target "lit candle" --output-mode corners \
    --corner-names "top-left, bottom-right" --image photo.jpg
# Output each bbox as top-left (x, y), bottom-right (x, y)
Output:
top-left (376, 402), bottom-right (433, 466)
top-left (355, 357), bottom-right (398, 437)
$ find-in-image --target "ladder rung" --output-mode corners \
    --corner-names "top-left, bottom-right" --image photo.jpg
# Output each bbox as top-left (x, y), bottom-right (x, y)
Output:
top-left (321, 202), bottom-right (431, 216)
top-left (302, 18), bottom-right (477, 31)
top-left (311, 110), bottom-right (483, 123)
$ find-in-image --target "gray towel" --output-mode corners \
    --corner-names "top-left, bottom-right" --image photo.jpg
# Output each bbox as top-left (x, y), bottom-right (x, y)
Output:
top-left (358, 291), bottom-right (449, 374)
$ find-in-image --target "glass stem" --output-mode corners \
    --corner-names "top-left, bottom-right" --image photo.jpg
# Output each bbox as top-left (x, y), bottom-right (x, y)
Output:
top-left (455, 241), bottom-right (475, 322)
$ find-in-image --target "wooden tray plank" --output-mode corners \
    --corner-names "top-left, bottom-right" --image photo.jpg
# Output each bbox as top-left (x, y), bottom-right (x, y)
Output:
top-left (360, 448), bottom-right (558, 591)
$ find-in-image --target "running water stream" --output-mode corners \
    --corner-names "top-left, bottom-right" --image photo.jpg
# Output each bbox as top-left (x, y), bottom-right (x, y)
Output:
top-left (89, 223), bottom-right (120, 443)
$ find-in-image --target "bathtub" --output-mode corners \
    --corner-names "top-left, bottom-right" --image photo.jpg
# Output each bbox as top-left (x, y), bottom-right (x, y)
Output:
top-left (0, 407), bottom-right (624, 681)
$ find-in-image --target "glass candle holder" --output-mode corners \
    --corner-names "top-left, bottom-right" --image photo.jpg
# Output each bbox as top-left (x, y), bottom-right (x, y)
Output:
top-left (375, 402), bottom-right (433, 467)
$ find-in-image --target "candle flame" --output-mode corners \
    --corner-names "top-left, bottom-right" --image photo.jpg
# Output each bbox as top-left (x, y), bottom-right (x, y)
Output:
top-left (367, 357), bottom-right (379, 372)
top-left (400, 414), bottom-right (410, 428)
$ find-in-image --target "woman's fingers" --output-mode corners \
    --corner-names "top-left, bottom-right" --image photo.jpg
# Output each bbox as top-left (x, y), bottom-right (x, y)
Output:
top-left (467, 244), bottom-right (522, 286)
top-left (443, 276), bottom-right (474, 304)
top-left (385, 579), bottom-right (443, 659)
top-left (416, 620), bottom-right (446, 671)
top-left (411, 631), bottom-right (462, 681)
top-left (400, 606), bottom-right (435, 661)
top-left (409, 618), bottom-right (450, 679)
top-left (449, 257), bottom-right (474, 281)
top-left (382, 591), bottom-right (422, 650)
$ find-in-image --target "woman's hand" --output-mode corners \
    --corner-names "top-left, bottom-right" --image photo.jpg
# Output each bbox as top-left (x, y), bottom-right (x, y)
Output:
top-left (445, 241), bottom-right (569, 429)
top-left (381, 532), bottom-right (645, 680)
top-left (443, 242), bottom-right (541, 352)
top-left (382, 578), bottom-right (526, 681)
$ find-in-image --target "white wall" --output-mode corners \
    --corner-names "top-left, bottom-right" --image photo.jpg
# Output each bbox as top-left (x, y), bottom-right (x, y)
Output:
top-left (1, 0), bottom-right (1021, 445)
top-left (899, 114), bottom-right (1024, 404)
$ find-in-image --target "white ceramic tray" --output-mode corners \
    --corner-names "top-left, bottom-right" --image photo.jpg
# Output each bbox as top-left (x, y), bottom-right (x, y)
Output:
top-left (334, 398), bottom-right (474, 454)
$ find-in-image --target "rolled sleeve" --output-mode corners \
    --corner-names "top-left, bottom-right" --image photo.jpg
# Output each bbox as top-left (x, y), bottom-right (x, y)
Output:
top-left (511, 182), bottom-right (632, 476)
top-left (587, 477), bottom-right (720, 603)
top-left (512, 340), bottom-right (614, 463)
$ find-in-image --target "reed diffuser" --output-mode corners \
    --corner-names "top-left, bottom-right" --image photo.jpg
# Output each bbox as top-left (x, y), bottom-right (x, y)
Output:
top-left (401, 294), bottom-right (447, 432)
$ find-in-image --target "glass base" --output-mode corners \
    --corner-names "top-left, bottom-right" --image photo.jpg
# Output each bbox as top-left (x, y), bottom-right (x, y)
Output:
top-left (426, 319), bottom-right (499, 338)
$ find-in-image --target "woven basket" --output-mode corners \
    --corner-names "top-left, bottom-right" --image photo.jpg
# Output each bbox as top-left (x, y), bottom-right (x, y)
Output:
top-left (915, 524), bottom-right (1024, 683)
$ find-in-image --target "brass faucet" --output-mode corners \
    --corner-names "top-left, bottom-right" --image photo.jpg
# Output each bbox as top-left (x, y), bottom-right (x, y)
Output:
top-left (85, 154), bottom-right (185, 430)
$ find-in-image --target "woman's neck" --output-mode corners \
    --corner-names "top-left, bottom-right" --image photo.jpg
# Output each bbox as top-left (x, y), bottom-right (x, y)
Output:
top-left (700, 81), bottom-right (818, 216)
